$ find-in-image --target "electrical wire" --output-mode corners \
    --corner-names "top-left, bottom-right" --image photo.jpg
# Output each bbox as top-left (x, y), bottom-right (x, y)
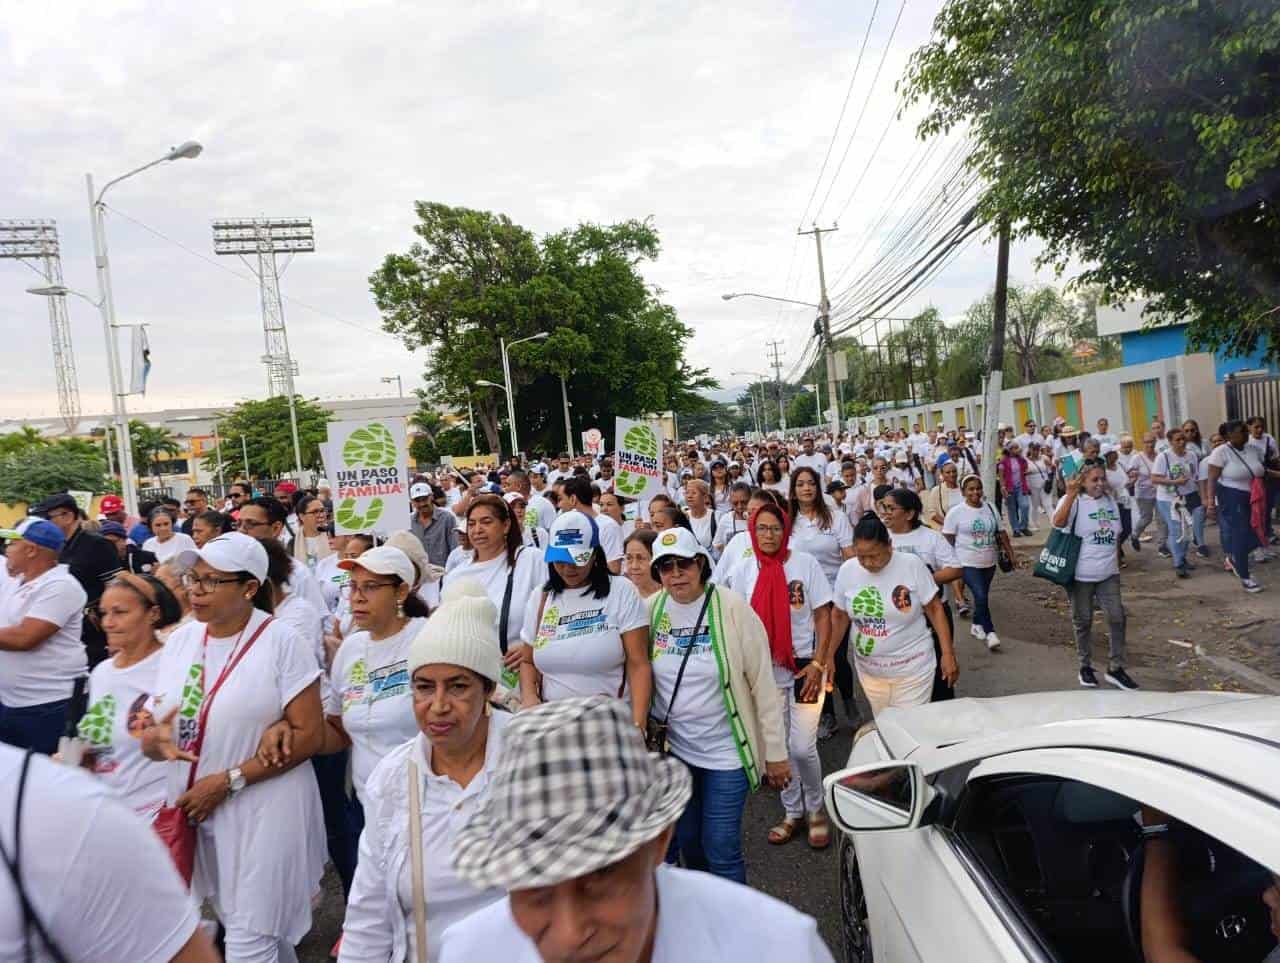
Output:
top-left (795, 0), bottom-right (882, 229)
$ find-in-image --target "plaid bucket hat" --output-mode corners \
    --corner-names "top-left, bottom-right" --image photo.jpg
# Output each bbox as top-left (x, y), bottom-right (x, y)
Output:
top-left (452, 695), bottom-right (692, 890)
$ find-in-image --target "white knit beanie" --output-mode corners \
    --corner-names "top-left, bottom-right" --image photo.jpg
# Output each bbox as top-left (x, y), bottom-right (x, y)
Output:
top-left (408, 577), bottom-right (502, 684)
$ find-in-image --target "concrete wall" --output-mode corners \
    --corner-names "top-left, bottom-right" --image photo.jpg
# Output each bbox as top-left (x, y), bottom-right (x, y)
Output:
top-left (860, 353), bottom-right (1225, 437)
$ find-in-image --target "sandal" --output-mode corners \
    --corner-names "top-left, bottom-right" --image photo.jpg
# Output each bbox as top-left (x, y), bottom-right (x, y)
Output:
top-left (767, 817), bottom-right (802, 845)
top-left (808, 811), bottom-right (831, 850)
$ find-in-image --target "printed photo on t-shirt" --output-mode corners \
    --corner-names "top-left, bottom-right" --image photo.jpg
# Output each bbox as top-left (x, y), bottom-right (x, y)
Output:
top-left (788, 580), bottom-right (806, 609)
top-left (892, 585), bottom-right (912, 613)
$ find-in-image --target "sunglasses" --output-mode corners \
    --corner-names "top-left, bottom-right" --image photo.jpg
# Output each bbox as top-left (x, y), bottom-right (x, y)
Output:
top-left (656, 556), bottom-right (699, 574)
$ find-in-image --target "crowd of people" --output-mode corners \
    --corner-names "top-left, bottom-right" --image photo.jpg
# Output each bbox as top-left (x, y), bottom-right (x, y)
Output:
top-left (1, 409), bottom-right (1278, 962)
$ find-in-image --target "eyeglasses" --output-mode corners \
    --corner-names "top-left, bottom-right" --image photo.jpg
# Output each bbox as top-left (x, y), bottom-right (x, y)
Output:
top-left (302, 508), bottom-right (327, 517)
top-left (655, 557), bottom-right (699, 574)
top-left (754, 524), bottom-right (784, 536)
top-left (237, 518), bottom-right (270, 532)
top-left (342, 579), bottom-right (397, 599)
top-left (181, 572), bottom-right (246, 594)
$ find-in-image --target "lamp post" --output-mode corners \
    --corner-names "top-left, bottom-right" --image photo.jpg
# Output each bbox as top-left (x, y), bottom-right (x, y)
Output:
top-left (465, 388), bottom-right (478, 457)
top-left (84, 140), bottom-right (203, 516)
top-left (492, 331), bottom-right (549, 459)
top-left (560, 375), bottom-right (574, 459)
top-left (381, 374), bottom-right (403, 397)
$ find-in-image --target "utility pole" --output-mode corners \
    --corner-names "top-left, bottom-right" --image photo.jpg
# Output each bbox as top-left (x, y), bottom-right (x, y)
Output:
top-left (980, 219), bottom-right (1011, 501)
top-left (560, 375), bottom-right (574, 459)
top-left (767, 340), bottom-right (786, 433)
top-left (799, 224), bottom-right (840, 441)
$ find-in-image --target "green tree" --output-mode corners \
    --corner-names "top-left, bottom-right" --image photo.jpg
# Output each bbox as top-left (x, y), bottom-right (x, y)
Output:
top-left (0, 446), bottom-right (108, 505)
top-left (201, 396), bottom-right (333, 478)
top-left (0, 426), bottom-right (50, 457)
top-left (370, 203), bottom-right (715, 457)
top-left (787, 390), bottom-right (818, 429)
top-left (131, 424), bottom-right (182, 487)
top-left (904, 0), bottom-right (1280, 360)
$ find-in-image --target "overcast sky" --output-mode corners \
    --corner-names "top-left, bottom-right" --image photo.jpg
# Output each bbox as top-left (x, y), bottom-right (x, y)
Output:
top-left (1, 0), bottom-right (1063, 422)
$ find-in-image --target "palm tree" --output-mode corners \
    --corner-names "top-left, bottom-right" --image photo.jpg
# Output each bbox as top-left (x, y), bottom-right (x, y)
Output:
top-left (132, 424), bottom-right (182, 487)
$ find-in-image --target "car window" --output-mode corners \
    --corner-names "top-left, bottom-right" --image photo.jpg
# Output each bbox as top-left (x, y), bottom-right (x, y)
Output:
top-left (952, 774), bottom-right (1278, 963)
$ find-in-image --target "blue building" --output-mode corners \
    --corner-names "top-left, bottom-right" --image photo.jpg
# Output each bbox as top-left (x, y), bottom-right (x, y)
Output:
top-left (1097, 300), bottom-right (1277, 383)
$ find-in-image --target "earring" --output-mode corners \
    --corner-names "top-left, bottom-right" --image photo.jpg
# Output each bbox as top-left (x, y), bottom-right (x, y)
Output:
top-left (396, 599), bottom-right (405, 617)
top-left (484, 700), bottom-right (493, 717)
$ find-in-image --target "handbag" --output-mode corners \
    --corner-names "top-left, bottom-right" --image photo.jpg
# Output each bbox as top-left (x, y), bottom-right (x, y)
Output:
top-left (645, 586), bottom-right (713, 754)
top-left (990, 505), bottom-right (1014, 573)
top-left (406, 759), bottom-right (428, 963)
top-left (154, 616), bottom-right (273, 885)
top-left (1033, 503), bottom-right (1082, 586)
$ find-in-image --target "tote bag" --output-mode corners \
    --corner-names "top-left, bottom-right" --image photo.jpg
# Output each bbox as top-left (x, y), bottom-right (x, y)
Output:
top-left (1033, 503), bottom-right (1082, 586)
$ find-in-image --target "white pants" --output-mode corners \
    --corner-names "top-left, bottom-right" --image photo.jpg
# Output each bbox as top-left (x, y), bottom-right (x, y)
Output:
top-left (222, 929), bottom-right (298, 963)
top-left (857, 663), bottom-right (935, 717)
top-left (777, 684), bottom-right (826, 819)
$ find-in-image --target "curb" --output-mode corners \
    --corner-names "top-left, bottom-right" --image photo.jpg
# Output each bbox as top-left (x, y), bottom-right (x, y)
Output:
top-left (1193, 646), bottom-right (1280, 695)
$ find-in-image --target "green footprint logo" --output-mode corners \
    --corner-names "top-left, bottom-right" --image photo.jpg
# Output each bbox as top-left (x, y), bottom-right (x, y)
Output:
top-left (77, 694), bottom-right (117, 747)
top-left (336, 496), bottom-right (384, 530)
top-left (342, 423), bottom-right (398, 468)
top-left (616, 424), bottom-right (658, 496)
top-left (179, 662), bottom-right (204, 719)
top-left (348, 658), bottom-right (369, 686)
top-left (850, 586), bottom-right (884, 656)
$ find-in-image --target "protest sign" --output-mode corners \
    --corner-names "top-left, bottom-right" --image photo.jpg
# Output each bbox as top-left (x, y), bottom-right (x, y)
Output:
top-left (323, 418), bottom-right (410, 535)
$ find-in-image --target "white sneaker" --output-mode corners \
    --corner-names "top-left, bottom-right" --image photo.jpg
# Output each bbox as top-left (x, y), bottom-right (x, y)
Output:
top-left (985, 631), bottom-right (1002, 651)
top-left (970, 623), bottom-right (988, 641)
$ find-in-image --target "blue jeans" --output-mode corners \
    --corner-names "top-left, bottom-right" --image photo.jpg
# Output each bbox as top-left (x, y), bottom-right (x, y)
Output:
top-left (0, 699), bottom-right (70, 754)
top-left (312, 750), bottom-right (361, 897)
top-left (961, 566), bottom-right (996, 633)
top-left (1155, 501), bottom-right (1188, 568)
top-left (668, 763), bottom-right (750, 884)
top-left (1006, 491), bottom-right (1030, 533)
top-left (1217, 485), bottom-right (1256, 579)
top-left (1192, 505), bottom-right (1206, 548)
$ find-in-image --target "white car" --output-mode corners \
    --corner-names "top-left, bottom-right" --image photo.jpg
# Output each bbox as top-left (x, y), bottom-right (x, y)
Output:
top-left (824, 691), bottom-right (1280, 963)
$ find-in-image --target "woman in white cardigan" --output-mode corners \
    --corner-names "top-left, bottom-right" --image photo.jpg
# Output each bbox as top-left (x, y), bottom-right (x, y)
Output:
top-left (338, 578), bottom-right (507, 963)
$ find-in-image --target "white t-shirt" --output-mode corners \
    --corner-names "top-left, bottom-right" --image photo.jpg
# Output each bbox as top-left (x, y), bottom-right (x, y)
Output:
top-left (711, 530), bottom-right (754, 584)
top-left (442, 547), bottom-right (545, 648)
top-left (439, 864), bottom-right (834, 963)
top-left (1246, 432), bottom-right (1278, 466)
top-left (1105, 467), bottom-right (1133, 509)
top-left (0, 564), bottom-right (87, 707)
top-left (890, 525), bottom-right (961, 605)
top-left (650, 592), bottom-right (738, 770)
top-left (326, 617), bottom-right (427, 804)
top-left (721, 550), bottom-right (832, 686)
top-left (315, 553), bottom-right (346, 614)
top-left (1131, 452), bottom-right (1158, 499)
top-left (1054, 494), bottom-right (1121, 583)
top-left (523, 493), bottom-right (557, 534)
top-left (520, 525), bottom-right (551, 550)
top-left (150, 610), bottom-right (326, 940)
top-left (1207, 443), bottom-right (1266, 493)
top-left (0, 745), bottom-right (202, 963)
top-left (834, 550), bottom-right (938, 679)
top-left (142, 531), bottom-right (197, 562)
top-left (521, 577), bottom-right (648, 701)
top-left (593, 512), bottom-right (625, 564)
top-left (941, 500), bottom-right (1003, 569)
top-left (1153, 450), bottom-right (1198, 501)
top-left (790, 510), bottom-right (854, 585)
top-left (712, 512), bottom-right (749, 556)
top-left (76, 648), bottom-right (168, 819)
top-left (793, 452), bottom-right (828, 474)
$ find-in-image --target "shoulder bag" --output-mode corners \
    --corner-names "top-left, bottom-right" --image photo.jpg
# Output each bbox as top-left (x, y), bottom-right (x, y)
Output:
top-left (1033, 502), bottom-right (1082, 587)
top-left (644, 586), bottom-right (713, 754)
top-left (1226, 446), bottom-right (1269, 545)
top-left (406, 758), bottom-right (428, 963)
top-left (990, 504), bottom-right (1014, 573)
top-left (153, 616), bottom-right (273, 886)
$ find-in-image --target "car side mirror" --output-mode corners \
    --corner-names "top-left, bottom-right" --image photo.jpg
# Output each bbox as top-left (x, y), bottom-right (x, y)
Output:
top-left (823, 761), bottom-right (930, 833)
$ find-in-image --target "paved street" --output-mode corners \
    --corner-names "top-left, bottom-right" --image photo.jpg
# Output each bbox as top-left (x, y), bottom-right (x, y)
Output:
top-left (299, 526), bottom-right (1280, 961)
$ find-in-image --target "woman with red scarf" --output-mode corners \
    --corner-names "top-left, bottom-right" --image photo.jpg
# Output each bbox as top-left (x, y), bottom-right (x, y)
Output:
top-left (723, 502), bottom-right (834, 849)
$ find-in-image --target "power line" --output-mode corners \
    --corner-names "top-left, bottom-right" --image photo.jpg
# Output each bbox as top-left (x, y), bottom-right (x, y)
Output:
top-left (814, 0), bottom-right (910, 222)
top-left (795, 0), bottom-right (882, 229)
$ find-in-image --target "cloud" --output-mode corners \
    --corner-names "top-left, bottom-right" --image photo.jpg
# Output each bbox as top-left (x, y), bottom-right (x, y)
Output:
top-left (0, 0), bottom-right (1065, 422)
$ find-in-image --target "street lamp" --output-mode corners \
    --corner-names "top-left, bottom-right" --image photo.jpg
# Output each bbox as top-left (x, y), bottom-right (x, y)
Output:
top-left (85, 139), bottom-right (203, 516)
top-left (721, 292), bottom-right (820, 308)
top-left (381, 375), bottom-right (403, 397)
top-left (498, 332), bottom-right (549, 458)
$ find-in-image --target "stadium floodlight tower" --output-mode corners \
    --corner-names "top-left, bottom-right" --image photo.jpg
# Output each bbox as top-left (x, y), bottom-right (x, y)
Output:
top-left (211, 217), bottom-right (314, 476)
top-left (0, 220), bottom-right (81, 434)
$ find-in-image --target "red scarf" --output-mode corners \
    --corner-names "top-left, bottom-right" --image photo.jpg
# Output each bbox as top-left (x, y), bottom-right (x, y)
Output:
top-left (748, 505), bottom-right (794, 671)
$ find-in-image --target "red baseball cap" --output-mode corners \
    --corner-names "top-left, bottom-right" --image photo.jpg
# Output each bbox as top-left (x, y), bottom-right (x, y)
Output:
top-left (100, 495), bottom-right (124, 514)
top-left (274, 481), bottom-right (298, 495)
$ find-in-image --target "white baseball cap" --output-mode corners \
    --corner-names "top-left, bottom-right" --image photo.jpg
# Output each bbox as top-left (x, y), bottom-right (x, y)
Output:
top-left (649, 526), bottom-right (711, 568)
top-left (544, 510), bottom-right (599, 567)
top-left (337, 545), bottom-right (416, 587)
top-left (410, 482), bottom-right (432, 500)
top-left (177, 531), bottom-right (269, 583)
top-left (503, 491), bottom-right (527, 505)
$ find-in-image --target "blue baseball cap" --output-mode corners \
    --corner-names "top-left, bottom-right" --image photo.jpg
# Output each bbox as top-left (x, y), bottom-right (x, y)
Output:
top-left (0, 517), bottom-right (66, 553)
top-left (544, 510), bottom-right (599, 567)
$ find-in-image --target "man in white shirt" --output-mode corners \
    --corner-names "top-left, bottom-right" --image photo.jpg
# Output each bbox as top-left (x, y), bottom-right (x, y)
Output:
top-left (440, 697), bottom-right (833, 963)
top-left (1093, 417), bottom-right (1118, 448)
top-left (793, 436), bottom-right (828, 474)
top-left (545, 453), bottom-right (574, 487)
top-left (232, 497), bottom-right (327, 613)
top-left (0, 518), bottom-right (88, 754)
top-left (0, 743), bottom-right (218, 962)
top-left (1013, 419), bottom-right (1039, 454)
top-left (508, 469), bottom-right (557, 533)
top-left (559, 475), bottom-right (623, 573)
top-left (683, 478), bottom-right (720, 559)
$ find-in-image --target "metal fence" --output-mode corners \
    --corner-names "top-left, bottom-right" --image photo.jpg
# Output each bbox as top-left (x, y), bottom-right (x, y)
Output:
top-left (1225, 371), bottom-right (1280, 432)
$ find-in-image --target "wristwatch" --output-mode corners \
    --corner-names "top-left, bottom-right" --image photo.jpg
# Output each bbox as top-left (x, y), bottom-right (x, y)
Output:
top-left (227, 767), bottom-right (246, 796)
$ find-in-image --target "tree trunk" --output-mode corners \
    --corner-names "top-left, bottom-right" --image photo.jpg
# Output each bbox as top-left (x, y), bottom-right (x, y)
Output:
top-left (476, 399), bottom-right (502, 456)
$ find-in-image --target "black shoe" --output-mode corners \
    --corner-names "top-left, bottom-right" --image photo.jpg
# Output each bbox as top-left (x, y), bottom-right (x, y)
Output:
top-left (1175, 565), bottom-right (1190, 578)
top-left (1131, 537), bottom-right (1141, 552)
top-left (1079, 666), bottom-right (1099, 688)
top-left (1020, 530), bottom-right (1033, 537)
top-left (1105, 667), bottom-right (1140, 691)
top-left (1157, 547), bottom-right (1172, 559)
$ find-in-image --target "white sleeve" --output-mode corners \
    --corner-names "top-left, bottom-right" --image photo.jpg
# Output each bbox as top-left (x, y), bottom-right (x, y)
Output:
top-left (518, 586), bottom-right (541, 644)
top-left (26, 576), bottom-right (87, 628)
top-left (337, 784), bottom-right (395, 961)
top-left (598, 519), bottom-right (624, 563)
top-left (48, 793), bottom-right (202, 963)
top-left (912, 554), bottom-right (939, 605)
top-left (830, 510), bottom-right (853, 549)
top-left (832, 563), bottom-right (853, 612)
top-left (613, 578), bottom-right (649, 633)
top-left (324, 647), bottom-right (346, 717)
top-left (806, 556), bottom-right (833, 609)
top-left (941, 506), bottom-right (959, 536)
top-left (273, 622), bottom-right (324, 710)
top-left (933, 532), bottom-right (961, 569)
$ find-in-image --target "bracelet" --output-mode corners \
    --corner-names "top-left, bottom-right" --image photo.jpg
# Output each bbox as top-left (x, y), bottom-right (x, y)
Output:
top-left (1140, 823), bottom-right (1170, 838)
top-left (808, 661), bottom-right (827, 673)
